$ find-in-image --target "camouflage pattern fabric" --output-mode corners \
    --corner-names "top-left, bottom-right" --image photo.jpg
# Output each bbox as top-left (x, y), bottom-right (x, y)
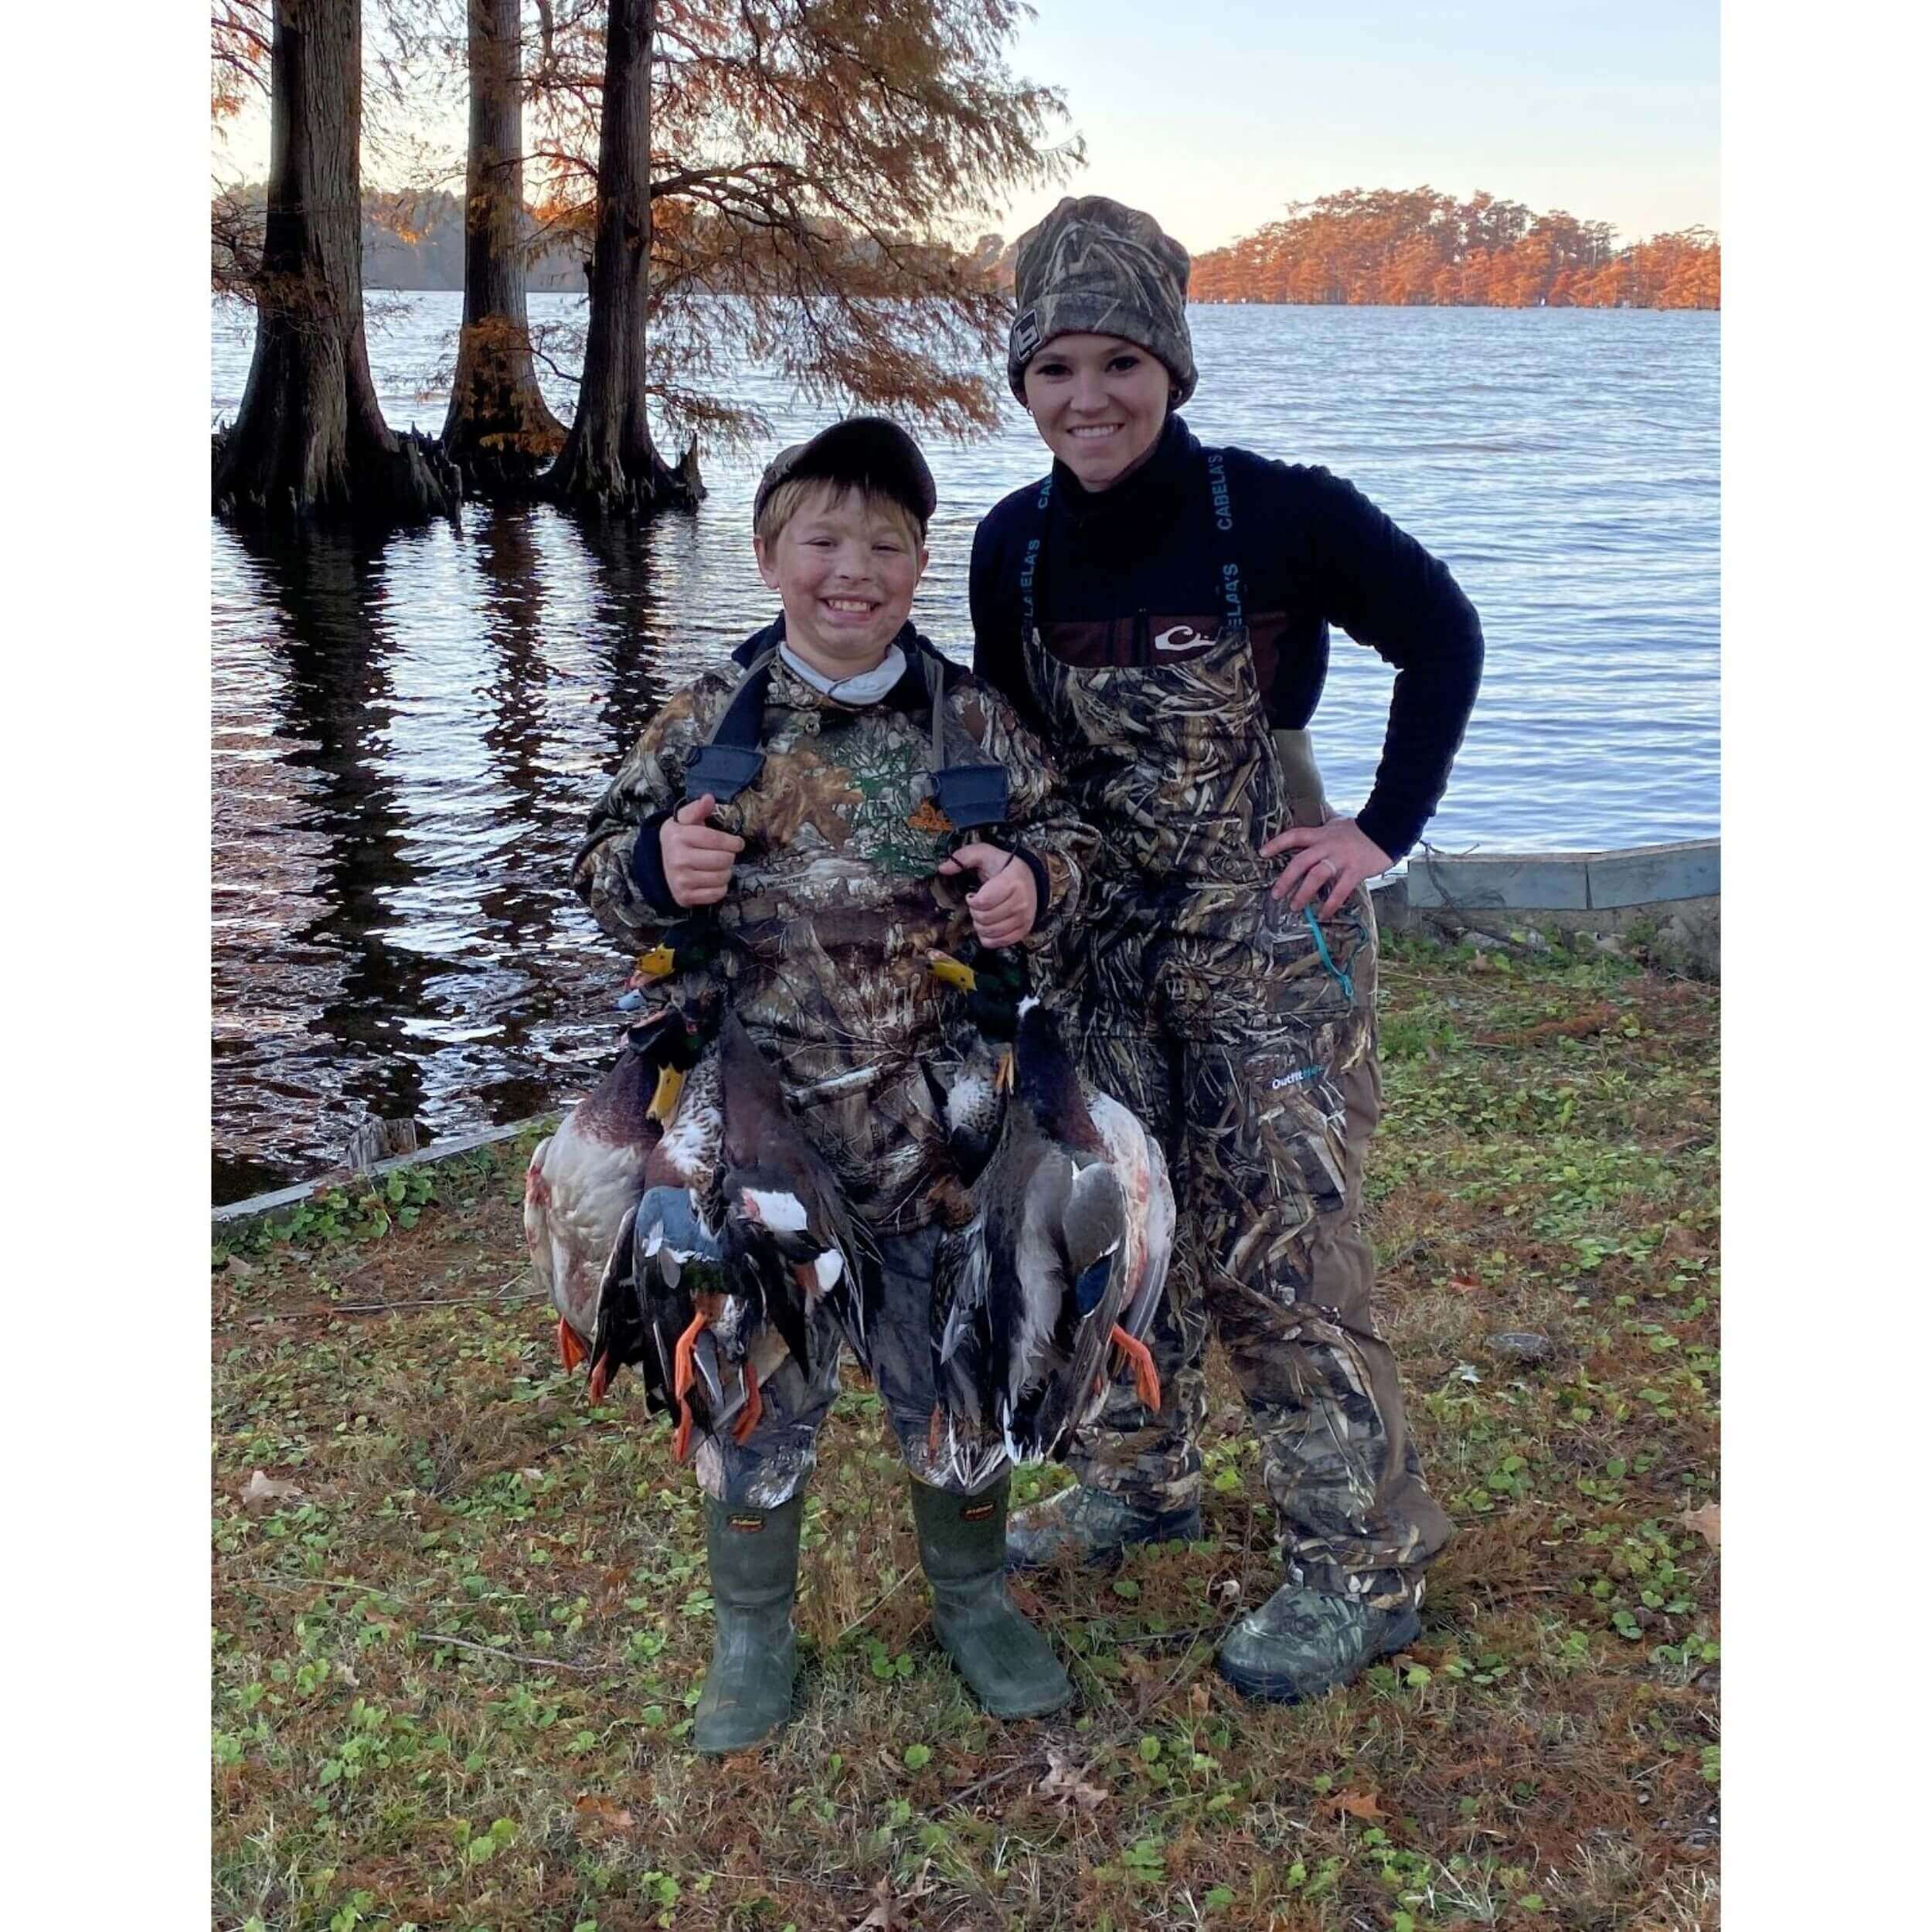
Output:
top-left (1007, 196), bottom-right (1197, 404)
top-left (692, 1224), bottom-right (988, 1505)
top-left (1024, 619), bottom-right (1452, 1609)
top-left (573, 655), bottom-right (1094, 1237)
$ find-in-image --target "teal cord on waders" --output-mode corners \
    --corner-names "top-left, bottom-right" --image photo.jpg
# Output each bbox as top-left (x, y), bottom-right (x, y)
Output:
top-left (1304, 906), bottom-right (1354, 1004)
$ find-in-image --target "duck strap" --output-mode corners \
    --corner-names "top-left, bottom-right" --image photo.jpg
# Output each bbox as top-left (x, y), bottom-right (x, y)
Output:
top-left (922, 652), bottom-right (1010, 833)
top-left (682, 645), bottom-right (782, 804)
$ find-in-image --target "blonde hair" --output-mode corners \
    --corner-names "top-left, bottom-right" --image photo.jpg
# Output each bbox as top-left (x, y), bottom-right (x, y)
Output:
top-left (753, 476), bottom-right (926, 552)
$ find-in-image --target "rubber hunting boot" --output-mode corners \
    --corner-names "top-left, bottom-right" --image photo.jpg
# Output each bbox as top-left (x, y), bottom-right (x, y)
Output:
top-left (1216, 1580), bottom-right (1420, 1704)
top-left (909, 1476), bottom-right (1073, 1719)
top-left (693, 1492), bottom-right (804, 1753)
top-left (1005, 1480), bottom-right (1202, 1571)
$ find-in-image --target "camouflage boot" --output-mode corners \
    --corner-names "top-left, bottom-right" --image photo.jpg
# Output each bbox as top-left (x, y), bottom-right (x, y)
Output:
top-left (1215, 1582), bottom-right (1420, 1703)
top-left (910, 1477), bottom-right (1073, 1719)
top-left (693, 1492), bottom-right (804, 1753)
top-left (1005, 1481), bottom-right (1202, 1571)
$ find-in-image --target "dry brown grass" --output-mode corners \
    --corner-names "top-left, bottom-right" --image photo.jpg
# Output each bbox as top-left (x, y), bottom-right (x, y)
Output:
top-left (213, 932), bottom-right (1717, 1931)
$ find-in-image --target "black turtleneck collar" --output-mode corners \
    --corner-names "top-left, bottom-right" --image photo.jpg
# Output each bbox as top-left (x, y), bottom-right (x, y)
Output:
top-left (1049, 412), bottom-right (1199, 528)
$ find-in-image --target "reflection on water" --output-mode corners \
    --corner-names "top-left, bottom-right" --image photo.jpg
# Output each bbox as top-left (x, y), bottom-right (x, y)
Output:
top-left (213, 298), bottom-right (1719, 1202)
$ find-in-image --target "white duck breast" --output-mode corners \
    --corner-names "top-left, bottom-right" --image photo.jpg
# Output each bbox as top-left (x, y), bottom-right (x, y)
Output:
top-left (525, 1109), bottom-right (653, 1345)
top-left (1084, 1089), bottom-right (1175, 1342)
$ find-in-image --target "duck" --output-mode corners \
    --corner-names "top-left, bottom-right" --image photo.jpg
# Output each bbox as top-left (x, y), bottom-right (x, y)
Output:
top-left (927, 985), bottom-right (1171, 1487)
top-left (927, 950), bottom-right (1173, 1349)
top-left (525, 998), bottom-right (713, 1377)
top-left (580, 1004), bottom-right (878, 1464)
top-left (713, 1009), bottom-right (879, 1382)
top-left (924, 944), bottom-right (1029, 1181)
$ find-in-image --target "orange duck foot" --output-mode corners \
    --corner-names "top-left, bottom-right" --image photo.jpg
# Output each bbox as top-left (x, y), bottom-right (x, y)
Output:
top-left (588, 1353), bottom-right (611, 1403)
top-left (672, 1408), bottom-right (694, 1462)
top-left (671, 1309), bottom-right (710, 1401)
top-left (1110, 1325), bottom-right (1162, 1413)
top-left (557, 1316), bottom-right (587, 1373)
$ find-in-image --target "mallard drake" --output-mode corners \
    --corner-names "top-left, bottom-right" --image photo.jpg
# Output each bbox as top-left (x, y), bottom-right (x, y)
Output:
top-left (586, 1007), bottom-right (878, 1463)
top-left (713, 1009), bottom-right (879, 1379)
top-left (924, 945), bottom-right (1029, 1181)
top-left (525, 1000), bottom-right (710, 1376)
top-left (930, 992), bottom-right (1168, 1486)
top-left (927, 950), bottom-right (1172, 1354)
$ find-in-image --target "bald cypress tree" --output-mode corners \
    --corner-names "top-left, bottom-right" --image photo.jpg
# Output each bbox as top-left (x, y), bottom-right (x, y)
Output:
top-left (441, 0), bottom-right (566, 495)
top-left (213, 0), bottom-right (458, 529)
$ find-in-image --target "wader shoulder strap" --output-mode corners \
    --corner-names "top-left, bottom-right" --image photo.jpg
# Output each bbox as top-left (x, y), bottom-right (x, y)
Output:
top-left (1012, 454), bottom-right (1248, 634)
top-left (920, 647), bottom-right (1009, 833)
top-left (682, 645), bottom-right (780, 803)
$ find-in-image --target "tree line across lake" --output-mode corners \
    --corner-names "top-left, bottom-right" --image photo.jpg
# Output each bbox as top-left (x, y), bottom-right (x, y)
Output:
top-left (1190, 188), bottom-right (1718, 311)
top-left (210, 5), bottom-right (1715, 539)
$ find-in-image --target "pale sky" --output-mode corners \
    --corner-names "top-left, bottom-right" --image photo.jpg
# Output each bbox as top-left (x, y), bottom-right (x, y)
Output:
top-left (213, 0), bottom-right (1718, 254)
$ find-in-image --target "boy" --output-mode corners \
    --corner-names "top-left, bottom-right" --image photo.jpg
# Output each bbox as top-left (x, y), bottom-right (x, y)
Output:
top-left (572, 417), bottom-right (1094, 1750)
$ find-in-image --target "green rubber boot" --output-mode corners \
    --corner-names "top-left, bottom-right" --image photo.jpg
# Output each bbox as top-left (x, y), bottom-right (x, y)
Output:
top-left (1216, 1582), bottom-right (1420, 1704)
top-left (693, 1492), bottom-right (804, 1753)
top-left (909, 1477), bottom-right (1073, 1719)
top-left (1005, 1481), bottom-right (1202, 1571)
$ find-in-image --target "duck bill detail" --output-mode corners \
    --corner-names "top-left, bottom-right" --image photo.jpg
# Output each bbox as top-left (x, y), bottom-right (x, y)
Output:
top-left (631, 944), bottom-right (677, 985)
top-left (648, 1063), bottom-right (686, 1124)
top-left (927, 949), bottom-right (978, 993)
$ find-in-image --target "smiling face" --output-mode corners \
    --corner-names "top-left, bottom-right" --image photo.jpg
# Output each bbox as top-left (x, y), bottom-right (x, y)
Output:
top-left (1020, 332), bottom-right (1174, 491)
top-left (753, 485), bottom-right (929, 683)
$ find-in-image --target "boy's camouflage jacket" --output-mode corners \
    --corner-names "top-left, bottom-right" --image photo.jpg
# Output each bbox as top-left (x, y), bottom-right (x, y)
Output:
top-left (572, 624), bottom-right (1094, 1234)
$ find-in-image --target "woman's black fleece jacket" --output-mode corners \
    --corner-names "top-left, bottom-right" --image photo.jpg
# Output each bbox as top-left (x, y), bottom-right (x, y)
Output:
top-left (968, 413), bottom-right (1484, 863)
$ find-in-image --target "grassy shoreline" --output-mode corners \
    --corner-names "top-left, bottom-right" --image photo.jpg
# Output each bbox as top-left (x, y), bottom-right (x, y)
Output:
top-left (213, 933), bottom-right (1718, 1932)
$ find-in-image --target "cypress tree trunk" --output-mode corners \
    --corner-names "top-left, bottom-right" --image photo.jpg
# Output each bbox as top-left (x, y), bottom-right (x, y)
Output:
top-left (543, 0), bottom-right (702, 515)
top-left (442, 0), bottom-right (565, 495)
top-left (213, 0), bottom-right (458, 529)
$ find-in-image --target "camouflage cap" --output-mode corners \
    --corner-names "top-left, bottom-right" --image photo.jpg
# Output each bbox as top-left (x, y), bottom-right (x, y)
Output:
top-left (1007, 196), bottom-right (1196, 405)
top-left (753, 416), bottom-right (937, 533)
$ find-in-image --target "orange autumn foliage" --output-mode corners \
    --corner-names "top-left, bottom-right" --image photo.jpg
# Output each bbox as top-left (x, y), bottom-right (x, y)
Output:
top-left (1191, 189), bottom-right (1718, 310)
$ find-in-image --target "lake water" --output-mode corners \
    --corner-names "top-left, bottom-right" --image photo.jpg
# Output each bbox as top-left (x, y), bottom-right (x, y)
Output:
top-left (212, 295), bottom-right (1719, 1203)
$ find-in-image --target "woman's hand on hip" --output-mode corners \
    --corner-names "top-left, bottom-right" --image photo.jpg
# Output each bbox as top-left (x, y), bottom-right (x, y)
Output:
top-left (1260, 818), bottom-right (1393, 918)
top-left (660, 794), bottom-right (744, 907)
top-left (939, 842), bottom-right (1038, 947)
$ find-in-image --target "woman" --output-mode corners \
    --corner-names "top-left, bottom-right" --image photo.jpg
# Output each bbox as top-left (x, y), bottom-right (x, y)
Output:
top-left (969, 196), bottom-right (1481, 1702)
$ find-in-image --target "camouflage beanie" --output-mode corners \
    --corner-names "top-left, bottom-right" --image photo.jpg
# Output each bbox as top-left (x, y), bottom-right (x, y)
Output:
top-left (1007, 196), bottom-right (1196, 405)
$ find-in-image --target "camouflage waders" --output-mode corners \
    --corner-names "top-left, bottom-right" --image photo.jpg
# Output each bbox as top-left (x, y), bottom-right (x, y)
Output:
top-left (1016, 460), bottom-right (1452, 1611)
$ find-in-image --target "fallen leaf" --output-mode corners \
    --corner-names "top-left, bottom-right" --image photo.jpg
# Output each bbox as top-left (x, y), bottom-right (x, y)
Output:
top-left (1332, 1788), bottom-right (1386, 1822)
top-left (1189, 1682), bottom-right (1211, 1716)
top-left (1473, 1004), bottom-right (1615, 1047)
top-left (240, 1469), bottom-right (302, 1506)
top-left (221, 1253), bottom-right (257, 1281)
top-left (573, 1794), bottom-right (633, 1829)
top-left (1451, 1363), bottom-right (1483, 1385)
top-left (519, 1468), bottom-right (545, 1485)
top-left (1679, 1502), bottom-right (1720, 1549)
top-left (1215, 1576), bottom-right (1243, 1604)
top-left (852, 1872), bottom-right (933, 1929)
top-left (1447, 1276), bottom-right (1483, 1295)
top-left (1036, 1749), bottom-right (1109, 1813)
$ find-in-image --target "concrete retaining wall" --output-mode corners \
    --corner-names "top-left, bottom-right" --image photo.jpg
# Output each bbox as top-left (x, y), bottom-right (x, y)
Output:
top-left (1374, 837), bottom-right (1719, 979)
